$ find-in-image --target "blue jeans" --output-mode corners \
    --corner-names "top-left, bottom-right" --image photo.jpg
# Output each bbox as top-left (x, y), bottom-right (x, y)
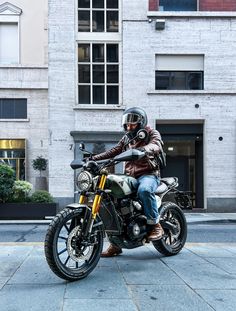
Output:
top-left (137, 175), bottom-right (160, 225)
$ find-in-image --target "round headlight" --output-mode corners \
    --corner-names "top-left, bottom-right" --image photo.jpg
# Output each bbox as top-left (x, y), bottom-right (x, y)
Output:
top-left (76, 171), bottom-right (93, 191)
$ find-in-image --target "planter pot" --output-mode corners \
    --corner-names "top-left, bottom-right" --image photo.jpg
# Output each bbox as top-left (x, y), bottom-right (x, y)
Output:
top-left (35, 176), bottom-right (48, 191)
top-left (0, 203), bottom-right (58, 220)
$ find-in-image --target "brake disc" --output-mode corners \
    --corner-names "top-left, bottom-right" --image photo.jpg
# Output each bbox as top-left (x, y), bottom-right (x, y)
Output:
top-left (67, 226), bottom-right (93, 262)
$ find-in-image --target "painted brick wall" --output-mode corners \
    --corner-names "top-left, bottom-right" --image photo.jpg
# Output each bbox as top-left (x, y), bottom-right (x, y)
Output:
top-left (123, 0), bottom-right (236, 203)
top-left (200, 0), bottom-right (236, 11)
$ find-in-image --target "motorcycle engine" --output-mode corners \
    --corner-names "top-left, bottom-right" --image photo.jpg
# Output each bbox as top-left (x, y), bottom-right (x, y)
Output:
top-left (117, 198), bottom-right (147, 240)
top-left (127, 215), bottom-right (147, 240)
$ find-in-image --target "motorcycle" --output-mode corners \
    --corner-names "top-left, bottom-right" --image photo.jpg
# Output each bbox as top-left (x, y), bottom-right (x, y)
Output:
top-left (44, 131), bottom-right (187, 281)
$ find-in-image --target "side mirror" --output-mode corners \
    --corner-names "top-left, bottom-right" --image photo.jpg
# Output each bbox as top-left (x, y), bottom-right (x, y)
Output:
top-left (79, 142), bottom-right (85, 151)
top-left (137, 129), bottom-right (148, 140)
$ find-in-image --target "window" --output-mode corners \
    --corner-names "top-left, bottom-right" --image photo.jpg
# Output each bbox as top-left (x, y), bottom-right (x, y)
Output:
top-left (156, 71), bottom-right (203, 90)
top-left (0, 99), bottom-right (27, 119)
top-left (78, 43), bottom-right (119, 105)
top-left (159, 0), bottom-right (197, 11)
top-left (155, 55), bottom-right (204, 90)
top-left (78, 0), bottom-right (119, 32)
top-left (0, 23), bottom-right (19, 64)
top-left (0, 139), bottom-right (26, 180)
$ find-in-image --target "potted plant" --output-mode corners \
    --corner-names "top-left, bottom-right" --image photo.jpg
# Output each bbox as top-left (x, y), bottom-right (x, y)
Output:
top-left (0, 163), bottom-right (57, 219)
top-left (32, 156), bottom-right (48, 191)
top-left (0, 163), bottom-right (15, 203)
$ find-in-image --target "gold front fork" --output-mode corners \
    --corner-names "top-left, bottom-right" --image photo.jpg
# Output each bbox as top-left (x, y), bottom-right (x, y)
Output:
top-left (92, 174), bottom-right (107, 219)
top-left (79, 194), bottom-right (86, 204)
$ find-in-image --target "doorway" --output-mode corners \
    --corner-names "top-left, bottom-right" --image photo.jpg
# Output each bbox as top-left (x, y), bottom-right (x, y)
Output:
top-left (156, 123), bottom-right (204, 209)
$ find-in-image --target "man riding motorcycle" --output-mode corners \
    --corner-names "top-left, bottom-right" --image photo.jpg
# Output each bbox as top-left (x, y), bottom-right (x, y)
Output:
top-left (92, 107), bottom-right (164, 257)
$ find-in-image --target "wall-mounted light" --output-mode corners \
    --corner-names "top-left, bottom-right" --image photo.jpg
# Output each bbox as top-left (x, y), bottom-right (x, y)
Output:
top-left (155, 19), bottom-right (165, 30)
top-left (168, 147), bottom-right (174, 151)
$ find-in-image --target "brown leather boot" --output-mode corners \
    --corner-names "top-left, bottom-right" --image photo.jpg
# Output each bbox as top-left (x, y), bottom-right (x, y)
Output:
top-left (100, 244), bottom-right (122, 257)
top-left (147, 223), bottom-right (164, 241)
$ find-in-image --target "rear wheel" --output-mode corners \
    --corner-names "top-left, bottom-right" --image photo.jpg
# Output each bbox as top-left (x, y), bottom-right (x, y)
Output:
top-left (44, 208), bottom-right (103, 281)
top-left (152, 202), bottom-right (187, 256)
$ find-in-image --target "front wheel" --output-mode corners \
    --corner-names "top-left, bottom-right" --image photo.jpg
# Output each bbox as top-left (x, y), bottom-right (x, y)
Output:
top-left (152, 202), bottom-right (187, 256)
top-left (44, 207), bottom-right (103, 281)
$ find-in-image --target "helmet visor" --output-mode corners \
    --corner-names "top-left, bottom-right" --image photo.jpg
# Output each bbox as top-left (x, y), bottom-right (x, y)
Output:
top-left (122, 113), bottom-right (141, 126)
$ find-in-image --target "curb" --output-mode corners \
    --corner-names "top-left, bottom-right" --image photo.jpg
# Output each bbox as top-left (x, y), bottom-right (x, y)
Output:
top-left (187, 219), bottom-right (236, 225)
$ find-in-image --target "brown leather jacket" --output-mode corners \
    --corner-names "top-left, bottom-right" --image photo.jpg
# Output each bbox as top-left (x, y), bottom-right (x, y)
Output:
top-left (92, 126), bottom-right (162, 178)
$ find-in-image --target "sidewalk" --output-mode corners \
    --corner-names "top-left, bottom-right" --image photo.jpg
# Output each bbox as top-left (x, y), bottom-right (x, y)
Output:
top-left (0, 214), bottom-right (236, 311)
top-left (0, 241), bottom-right (236, 311)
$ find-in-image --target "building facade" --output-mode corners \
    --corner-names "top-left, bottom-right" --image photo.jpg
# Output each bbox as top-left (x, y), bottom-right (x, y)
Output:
top-left (1, 0), bottom-right (236, 211)
top-left (0, 0), bottom-right (48, 185)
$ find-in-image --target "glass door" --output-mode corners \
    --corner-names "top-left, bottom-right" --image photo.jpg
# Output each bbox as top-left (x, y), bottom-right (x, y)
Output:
top-left (0, 139), bottom-right (26, 180)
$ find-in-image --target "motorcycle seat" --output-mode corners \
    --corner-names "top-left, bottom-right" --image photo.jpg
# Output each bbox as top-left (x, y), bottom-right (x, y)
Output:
top-left (161, 177), bottom-right (178, 187)
top-left (155, 182), bottom-right (168, 194)
top-left (155, 177), bottom-right (178, 194)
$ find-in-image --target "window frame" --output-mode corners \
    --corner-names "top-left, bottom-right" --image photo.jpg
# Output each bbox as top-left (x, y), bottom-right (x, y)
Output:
top-left (0, 3), bottom-right (22, 65)
top-left (78, 0), bottom-right (119, 33)
top-left (78, 42), bottom-right (120, 105)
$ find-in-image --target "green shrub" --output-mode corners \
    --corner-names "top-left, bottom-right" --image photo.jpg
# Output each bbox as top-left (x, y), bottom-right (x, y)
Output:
top-left (12, 180), bottom-right (33, 202)
top-left (32, 156), bottom-right (47, 177)
top-left (30, 190), bottom-right (54, 203)
top-left (0, 163), bottom-right (15, 203)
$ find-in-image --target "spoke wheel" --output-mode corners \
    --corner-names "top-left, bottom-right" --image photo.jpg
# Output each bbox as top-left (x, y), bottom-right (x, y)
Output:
top-left (152, 202), bottom-right (187, 256)
top-left (44, 208), bottom-right (103, 281)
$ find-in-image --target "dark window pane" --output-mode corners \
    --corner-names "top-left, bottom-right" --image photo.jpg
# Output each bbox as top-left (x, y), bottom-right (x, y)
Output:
top-left (15, 99), bottom-right (27, 118)
top-left (155, 72), bottom-right (170, 89)
top-left (78, 11), bottom-right (90, 32)
top-left (93, 86), bottom-right (104, 104)
top-left (107, 11), bottom-right (118, 32)
top-left (93, 65), bottom-right (104, 83)
top-left (19, 158), bottom-right (25, 180)
top-left (79, 86), bottom-right (90, 104)
top-left (79, 65), bottom-right (90, 83)
top-left (187, 72), bottom-right (203, 90)
top-left (92, 44), bottom-right (104, 62)
top-left (159, 0), bottom-right (197, 11)
top-left (1, 99), bottom-right (14, 118)
top-left (92, 0), bottom-right (104, 8)
top-left (78, 44), bottom-right (90, 62)
top-left (155, 71), bottom-right (204, 90)
top-left (107, 86), bottom-right (118, 105)
top-left (107, 0), bottom-right (118, 9)
top-left (170, 72), bottom-right (186, 89)
top-left (107, 65), bottom-right (118, 83)
top-left (92, 11), bottom-right (104, 32)
top-left (107, 44), bottom-right (118, 62)
top-left (78, 0), bottom-right (90, 8)
top-left (0, 99), bottom-right (27, 119)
